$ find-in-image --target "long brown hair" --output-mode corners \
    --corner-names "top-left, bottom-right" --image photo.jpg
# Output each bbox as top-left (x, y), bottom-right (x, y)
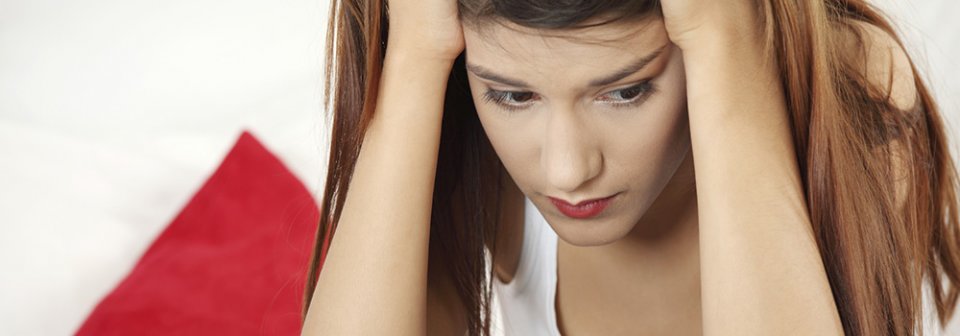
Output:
top-left (303, 0), bottom-right (960, 335)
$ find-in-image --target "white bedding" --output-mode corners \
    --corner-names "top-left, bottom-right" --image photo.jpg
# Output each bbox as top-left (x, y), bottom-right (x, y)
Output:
top-left (0, 0), bottom-right (957, 334)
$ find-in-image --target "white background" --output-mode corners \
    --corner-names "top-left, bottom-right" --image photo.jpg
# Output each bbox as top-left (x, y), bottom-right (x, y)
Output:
top-left (0, 0), bottom-right (957, 334)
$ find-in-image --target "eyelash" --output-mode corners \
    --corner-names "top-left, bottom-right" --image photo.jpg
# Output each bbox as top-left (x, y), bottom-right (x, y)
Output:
top-left (481, 81), bottom-right (658, 112)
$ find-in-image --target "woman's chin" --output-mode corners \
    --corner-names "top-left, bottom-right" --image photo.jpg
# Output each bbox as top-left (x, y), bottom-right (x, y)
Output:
top-left (531, 195), bottom-right (654, 247)
top-left (545, 216), bottom-right (638, 247)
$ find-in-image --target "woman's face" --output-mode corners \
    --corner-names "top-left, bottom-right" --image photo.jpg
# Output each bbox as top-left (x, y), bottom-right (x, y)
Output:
top-left (463, 17), bottom-right (693, 247)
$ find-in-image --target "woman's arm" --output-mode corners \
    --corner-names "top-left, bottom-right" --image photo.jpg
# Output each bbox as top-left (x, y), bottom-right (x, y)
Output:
top-left (300, 49), bottom-right (458, 335)
top-left (671, 10), bottom-right (846, 336)
top-left (301, 0), bottom-right (466, 333)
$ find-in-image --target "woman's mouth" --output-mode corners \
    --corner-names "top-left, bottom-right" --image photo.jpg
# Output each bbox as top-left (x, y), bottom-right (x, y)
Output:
top-left (548, 193), bottom-right (618, 219)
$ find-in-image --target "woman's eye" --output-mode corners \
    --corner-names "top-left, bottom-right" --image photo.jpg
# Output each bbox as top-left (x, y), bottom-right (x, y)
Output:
top-left (597, 81), bottom-right (656, 106)
top-left (481, 81), bottom-right (655, 112)
top-left (482, 90), bottom-right (538, 110)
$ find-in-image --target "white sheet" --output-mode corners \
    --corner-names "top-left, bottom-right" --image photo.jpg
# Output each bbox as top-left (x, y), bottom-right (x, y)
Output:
top-left (0, 0), bottom-right (328, 334)
top-left (0, 0), bottom-right (957, 334)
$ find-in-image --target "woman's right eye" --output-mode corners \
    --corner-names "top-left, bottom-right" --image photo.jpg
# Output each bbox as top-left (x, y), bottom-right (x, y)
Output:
top-left (482, 89), bottom-right (538, 111)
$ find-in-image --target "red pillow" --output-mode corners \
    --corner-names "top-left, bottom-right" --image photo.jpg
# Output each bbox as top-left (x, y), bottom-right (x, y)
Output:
top-left (76, 131), bottom-right (319, 335)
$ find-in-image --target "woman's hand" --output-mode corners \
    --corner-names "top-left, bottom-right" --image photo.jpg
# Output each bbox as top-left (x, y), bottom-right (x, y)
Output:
top-left (658, 0), bottom-right (763, 52)
top-left (386, 0), bottom-right (464, 61)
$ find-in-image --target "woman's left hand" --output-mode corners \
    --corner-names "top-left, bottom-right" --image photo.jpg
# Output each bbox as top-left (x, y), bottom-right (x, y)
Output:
top-left (658, 0), bottom-right (763, 52)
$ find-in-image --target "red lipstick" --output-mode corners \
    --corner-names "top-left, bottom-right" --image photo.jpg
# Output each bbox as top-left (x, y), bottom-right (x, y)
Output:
top-left (548, 194), bottom-right (617, 219)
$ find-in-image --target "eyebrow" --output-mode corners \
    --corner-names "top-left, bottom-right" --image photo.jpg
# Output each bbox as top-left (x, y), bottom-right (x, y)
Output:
top-left (465, 43), bottom-right (668, 89)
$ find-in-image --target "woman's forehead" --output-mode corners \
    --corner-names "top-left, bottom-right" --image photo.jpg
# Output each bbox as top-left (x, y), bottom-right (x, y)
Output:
top-left (462, 19), bottom-right (671, 88)
top-left (464, 18), bottom-right (667, 61)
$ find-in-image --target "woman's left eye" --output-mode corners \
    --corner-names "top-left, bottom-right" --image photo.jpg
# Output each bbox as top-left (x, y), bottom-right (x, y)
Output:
top-left (597, 81), bottom-right (656, 106)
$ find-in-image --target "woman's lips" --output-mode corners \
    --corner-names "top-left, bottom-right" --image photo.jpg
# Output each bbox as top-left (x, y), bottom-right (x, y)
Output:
top-left (548, 193), bottom-right (618, 219)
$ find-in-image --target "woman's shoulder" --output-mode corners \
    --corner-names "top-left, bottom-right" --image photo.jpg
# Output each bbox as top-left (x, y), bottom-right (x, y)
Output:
top-left (844, 19), bottom-right (919, 111)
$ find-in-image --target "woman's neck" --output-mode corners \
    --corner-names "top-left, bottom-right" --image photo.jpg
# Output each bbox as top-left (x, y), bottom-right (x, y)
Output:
top-left (555, 152), bottom-right (702, 334)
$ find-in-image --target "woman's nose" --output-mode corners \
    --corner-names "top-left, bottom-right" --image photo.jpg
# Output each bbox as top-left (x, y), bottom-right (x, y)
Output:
top-left (541, 112), bottom-right (602, 193)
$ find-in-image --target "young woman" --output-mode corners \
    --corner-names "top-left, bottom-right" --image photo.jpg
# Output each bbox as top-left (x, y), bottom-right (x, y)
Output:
top-left (301, 0), bottom-right (960, 335)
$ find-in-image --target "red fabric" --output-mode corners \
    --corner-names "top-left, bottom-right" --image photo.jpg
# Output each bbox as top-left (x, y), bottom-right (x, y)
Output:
top-left (77, 131), bottom-right (319, 336)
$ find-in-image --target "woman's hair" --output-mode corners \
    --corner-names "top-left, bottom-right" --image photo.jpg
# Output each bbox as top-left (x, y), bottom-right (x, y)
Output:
top-left (303, 0), bottom-right (960, 335)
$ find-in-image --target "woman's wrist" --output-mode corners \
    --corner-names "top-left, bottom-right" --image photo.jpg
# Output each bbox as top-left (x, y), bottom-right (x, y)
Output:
top-left (675, 19), bottom-right (766, 61)
top-left (384, 44), bottom-right (457, 70)
top-left (678, 26), bottom-right (779, 119)
top-left (381, 42), bottom-right (459, 89)
top-left (667, 0), bottom-right (766, 59)
top-left (386, 34), bottom-right (463, 65)
top-left (375, 43), bottom-right (458, 121)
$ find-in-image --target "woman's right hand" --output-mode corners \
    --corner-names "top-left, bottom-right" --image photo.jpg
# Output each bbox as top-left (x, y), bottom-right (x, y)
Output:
top-left (386, 0), bottom-right (464, 61)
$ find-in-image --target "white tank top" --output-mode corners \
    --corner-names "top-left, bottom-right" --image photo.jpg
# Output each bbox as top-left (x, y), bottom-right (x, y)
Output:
top-left (491, 197), bottom-right (562, 335)
top-left (486, 199), bottom-right (950, 335)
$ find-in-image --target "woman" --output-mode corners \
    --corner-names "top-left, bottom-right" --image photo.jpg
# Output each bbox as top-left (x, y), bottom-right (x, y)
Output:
top-left (301, 0), bottom-right (960, 335)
